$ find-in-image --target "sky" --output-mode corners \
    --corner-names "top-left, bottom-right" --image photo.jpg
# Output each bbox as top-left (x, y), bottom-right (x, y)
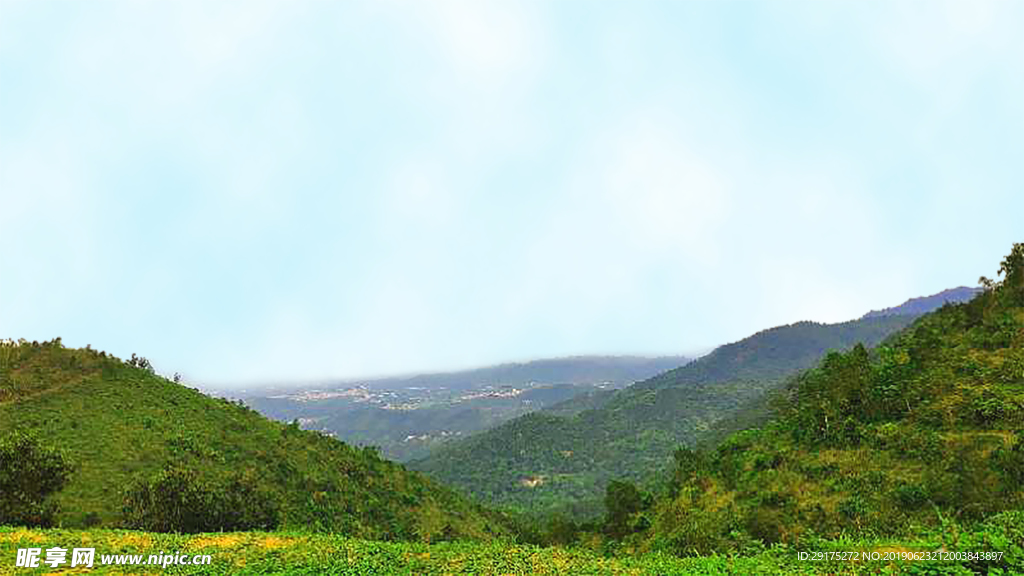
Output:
top-left (1, 1), bottom-right (1021, 388)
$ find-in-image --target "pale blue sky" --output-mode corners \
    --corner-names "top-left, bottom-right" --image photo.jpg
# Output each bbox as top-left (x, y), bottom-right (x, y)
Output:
top-left (1, 1), bottom-right (1021, 387)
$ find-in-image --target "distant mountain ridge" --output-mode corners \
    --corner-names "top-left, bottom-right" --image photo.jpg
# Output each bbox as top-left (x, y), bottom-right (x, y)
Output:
top-left (862, 286), bottom-right (981, 318)
top-left (239, 355), bottom-right (692, 396)
top-left (240, 355), bottom-right (691, 462)
top-left (412, 287), bottom-right (978, 518)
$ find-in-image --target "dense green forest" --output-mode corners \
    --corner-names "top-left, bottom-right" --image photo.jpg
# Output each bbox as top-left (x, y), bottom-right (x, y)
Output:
top-left (0, 343), bottom-right (510, 542)
top-left (410, 314), bottom-right (923, 518)
top-left (569, 244), bottom-right (1024, 563)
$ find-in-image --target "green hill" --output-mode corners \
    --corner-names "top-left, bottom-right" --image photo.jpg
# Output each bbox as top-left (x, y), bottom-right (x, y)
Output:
top-left (410, 314), bottom-right (921, 518)
top-left (0, 342), bottom-right (510, 542)
top-left (628, 244), bottom-right (1023, 555)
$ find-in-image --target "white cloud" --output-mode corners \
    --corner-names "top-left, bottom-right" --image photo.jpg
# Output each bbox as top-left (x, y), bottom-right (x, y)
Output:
top-left (868, 0), bottom-right (1019, 82)
top-left (416, 0), bottom-right (546, 92)
top-left (0, 124), bottom-right (100, 324)
top-left (593, 117), bottom-right (730, 255)
top-left (63, 2), bottom-right (288, 109)
top-left (3, 1), bottom-right (1017, 385)
top-left (382, 157), bottom-right (460, 231)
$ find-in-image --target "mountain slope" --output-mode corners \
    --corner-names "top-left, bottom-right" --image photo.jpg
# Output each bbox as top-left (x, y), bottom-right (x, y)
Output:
top-left (636, 245), bottom-right (1023, 552)
top-left (411, 314), bottom-right (920, 517)
top-left (0, 342), bottom-right (510, 541)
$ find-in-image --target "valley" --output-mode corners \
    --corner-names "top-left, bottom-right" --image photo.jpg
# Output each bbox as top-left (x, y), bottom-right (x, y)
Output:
top-left (235, 356), bottom-right (689, 462)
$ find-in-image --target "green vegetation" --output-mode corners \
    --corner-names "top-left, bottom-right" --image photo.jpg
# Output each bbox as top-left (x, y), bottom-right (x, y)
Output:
top-left (411, 314), bottom-right (919, 518)
top-left (122, 467), bottom-right (280, 533)
top-left (0, 342), bottom-right (509, 541)
top-left (2, 522), bottom-right (1021, 575)
top-left (2, 246), bottom-right (1020, 575)
top-left (0, 433), bottom-right (72, 528)
top-left (594, 243), bottom-right (1023, 561)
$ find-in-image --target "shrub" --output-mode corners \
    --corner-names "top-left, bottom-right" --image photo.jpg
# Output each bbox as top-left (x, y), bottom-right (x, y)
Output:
top-left (950, 510), bottom-right (1024, 574)
top-left (838, 495), bottom-right (868, 526)
top-left (993, 440), bottom-right (1024, 484)
top-left (123, 466), bottom-right (279, 533)
top-left (0, 432), bottom-right (73, 527)
top-left (744, 507), bottom-right (785, 544)
top-left (651, 483), bottom-right (742, 556)
top-left (893, 483), bottom-right (930, 509)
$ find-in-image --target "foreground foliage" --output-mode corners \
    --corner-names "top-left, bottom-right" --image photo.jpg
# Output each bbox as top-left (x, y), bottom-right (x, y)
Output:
top-left (1, 524), bottom-right (1021, 575)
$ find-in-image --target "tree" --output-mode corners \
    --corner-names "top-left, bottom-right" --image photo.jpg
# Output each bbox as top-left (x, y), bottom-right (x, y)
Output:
top-left (604, 479), bottom-right (651, 539)
top-left (669, 448), bottom-right (709, 496)
top-left (999, 242), bottom-right (1024, 304)
top-left (0, 432), bottom-right (73, 527)
top-left (981, 243), bottom-right (1024, 304)
top-left (126, 353), bottom-right (153, 373)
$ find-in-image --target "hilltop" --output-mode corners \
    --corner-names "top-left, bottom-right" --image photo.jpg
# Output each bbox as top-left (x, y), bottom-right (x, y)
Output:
top-left (0, 342), bottom-right (510, 541)
top-left (862, 286), bottom-right (981, 318)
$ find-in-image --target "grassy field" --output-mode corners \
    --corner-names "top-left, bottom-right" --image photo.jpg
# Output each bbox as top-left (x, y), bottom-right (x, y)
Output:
top-left (1, 527), bottom-right (1018, 575)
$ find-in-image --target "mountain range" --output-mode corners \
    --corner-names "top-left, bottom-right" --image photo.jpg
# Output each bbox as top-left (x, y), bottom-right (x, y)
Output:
top-left (861, 286), bottom-right (981, 318)
top-left (239, 355), bottom-right (689, 461)
top-left (409, 288), bottom-right (982, 518)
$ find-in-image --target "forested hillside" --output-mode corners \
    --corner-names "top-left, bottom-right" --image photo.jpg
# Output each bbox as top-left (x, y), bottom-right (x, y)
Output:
top-left (0, 343), bottom-right (510, 541)
top-left (618, 244), bottom-right (1023, 557)
top-left (411, 313), bottom-right (922, 518)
